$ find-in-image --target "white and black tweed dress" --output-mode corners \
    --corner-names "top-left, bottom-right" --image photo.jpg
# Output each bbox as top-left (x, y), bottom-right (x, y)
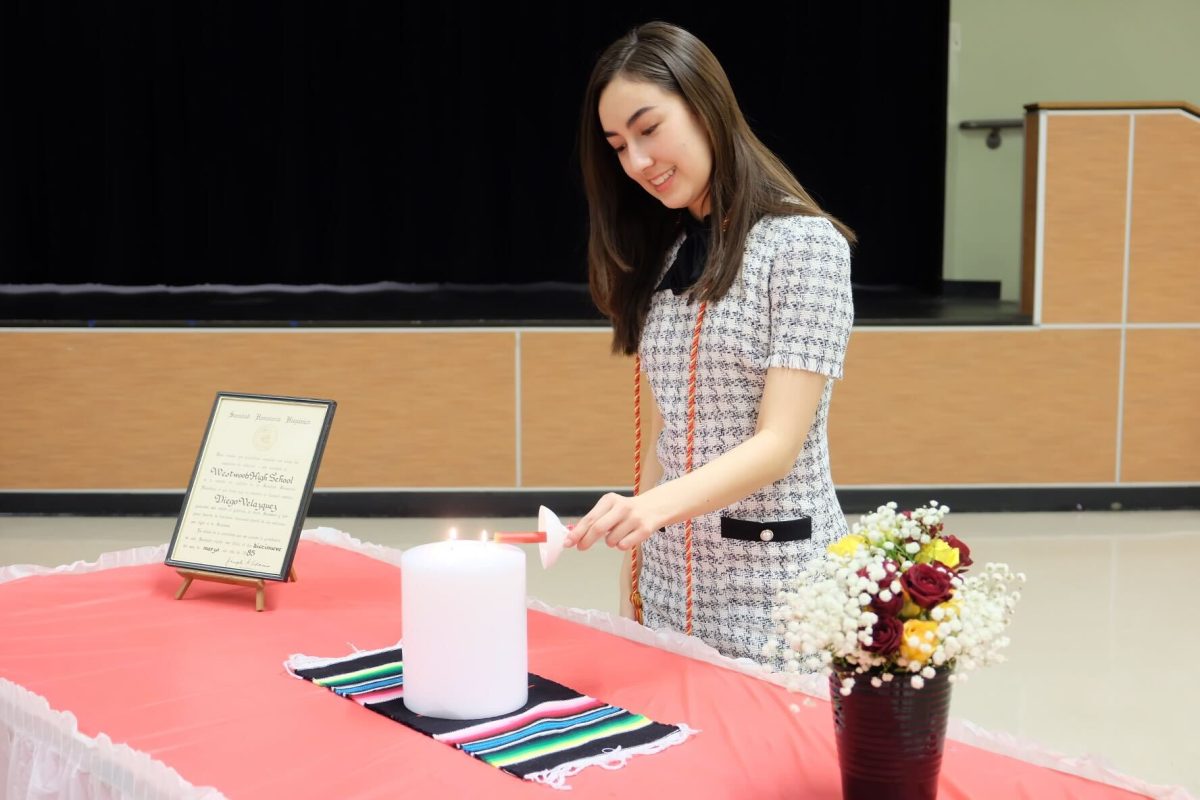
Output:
top-left (637, 213), bottom-right (854, 668)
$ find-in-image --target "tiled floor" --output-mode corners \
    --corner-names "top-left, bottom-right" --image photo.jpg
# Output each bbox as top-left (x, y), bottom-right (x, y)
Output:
top-left (2, 510), bottom-right (1197, 796)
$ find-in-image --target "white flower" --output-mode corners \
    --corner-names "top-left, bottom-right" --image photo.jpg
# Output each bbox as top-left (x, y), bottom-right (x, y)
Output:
top-left (871, 677), bottom-right (883, 688)
top-left (911, 675), bottom-right (925, 689)
top-left (770, 503), bottom-right (1021, 700)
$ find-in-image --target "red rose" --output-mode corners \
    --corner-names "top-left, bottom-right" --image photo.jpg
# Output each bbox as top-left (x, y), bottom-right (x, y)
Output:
top-left (864, 615), bottom-right (903, 655)
top-left (929, 561), bottom-right (955, 578)
top-left (857, 560), bottom-right (902, 616)
top-left (900, 563), bottom-right (954, 608)
top-left (944, 535), bottom-right (973, 569)
top-left (857, 560), bottom-right (900, 583)
top-left (871, 591), bottom-right (904, 617)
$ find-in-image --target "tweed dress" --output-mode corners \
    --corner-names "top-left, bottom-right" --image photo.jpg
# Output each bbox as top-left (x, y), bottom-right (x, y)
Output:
top-left (637, 213), bottom-right (854, 668)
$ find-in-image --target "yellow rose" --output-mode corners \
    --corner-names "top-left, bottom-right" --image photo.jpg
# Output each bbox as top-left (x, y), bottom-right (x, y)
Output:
top-left (899, 591), bottom-right (923, 620)
top-left (827, 534), bottom-right (866, 558)
top-left (900, 620), bottom-right (939, 664)
top-left (915, 539), bottom-right (960, 569)
top-left (935, 599), bottom-right (962, 620)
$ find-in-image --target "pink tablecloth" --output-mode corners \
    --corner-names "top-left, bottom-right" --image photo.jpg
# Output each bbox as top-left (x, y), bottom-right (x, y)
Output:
top-left (0, 539), bottom-right (1150, 799)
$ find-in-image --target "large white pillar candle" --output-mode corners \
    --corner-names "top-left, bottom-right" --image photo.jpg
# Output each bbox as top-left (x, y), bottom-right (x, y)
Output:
top-left (401, 539), bottom-right (528, 719)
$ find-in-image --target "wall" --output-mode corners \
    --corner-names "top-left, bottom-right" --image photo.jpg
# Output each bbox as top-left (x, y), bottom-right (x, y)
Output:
top-left (945, 0), bottom-right (1200, 300)
top-left (3, 108), bottom-right (1198, 501)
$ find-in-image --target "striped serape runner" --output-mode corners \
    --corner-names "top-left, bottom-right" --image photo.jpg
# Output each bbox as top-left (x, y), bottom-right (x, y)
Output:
top-left (286, 645), bottom-right (697, 790)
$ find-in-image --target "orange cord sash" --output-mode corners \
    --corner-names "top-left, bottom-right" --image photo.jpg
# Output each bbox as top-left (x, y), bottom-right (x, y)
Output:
top-left (631, 301), bottom-right (706, 635)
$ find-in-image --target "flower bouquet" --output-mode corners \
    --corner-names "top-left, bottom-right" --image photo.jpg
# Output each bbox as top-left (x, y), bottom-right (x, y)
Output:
top-left (768, 502), bottom-right (1023, 800)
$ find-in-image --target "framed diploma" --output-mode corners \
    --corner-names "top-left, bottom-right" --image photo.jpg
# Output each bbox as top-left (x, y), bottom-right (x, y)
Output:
top-left (166, 392), bottom-right (336, 582)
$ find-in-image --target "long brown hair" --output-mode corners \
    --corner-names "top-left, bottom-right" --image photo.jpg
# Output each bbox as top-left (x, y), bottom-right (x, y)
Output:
top-left (579, 21), bottom-right (855, 355)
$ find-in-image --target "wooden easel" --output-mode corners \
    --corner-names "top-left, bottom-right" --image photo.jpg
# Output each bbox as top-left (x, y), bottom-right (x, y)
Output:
top-left (174, 565), bottom-right (297, 612)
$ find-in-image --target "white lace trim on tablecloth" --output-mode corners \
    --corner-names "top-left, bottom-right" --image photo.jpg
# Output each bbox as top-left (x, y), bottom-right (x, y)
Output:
top-left (0, 678), bottom-right (225, 800)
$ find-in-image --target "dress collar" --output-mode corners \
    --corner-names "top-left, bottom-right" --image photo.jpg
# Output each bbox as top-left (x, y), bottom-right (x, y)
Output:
top-left (655, 214), bottom-right (711, 296)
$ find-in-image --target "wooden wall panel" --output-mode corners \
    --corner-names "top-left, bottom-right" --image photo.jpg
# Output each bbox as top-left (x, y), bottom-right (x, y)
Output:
top-left (829, 330), bottom-right (1121, 484)
top-left (520, 331), bottom-right (632, 487)
top-left (1121, 330), bottom-right (1200, 482)
top-left (1128, 114), bottom-right (1200, 323)
top-left (6, 327), bottom-right (1190, 490)
top-left (0, 331), bottom-right (516, 489)
top-left (1041, 115), bottom-right (1130, 323)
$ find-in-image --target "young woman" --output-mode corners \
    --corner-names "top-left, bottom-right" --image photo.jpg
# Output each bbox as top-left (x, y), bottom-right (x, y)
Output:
top-left (563, 21), bottom-right (856, 668)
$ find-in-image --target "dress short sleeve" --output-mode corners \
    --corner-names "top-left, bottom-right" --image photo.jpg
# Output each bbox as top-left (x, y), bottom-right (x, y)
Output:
top-left (766, 215), bottom-right (854, 379)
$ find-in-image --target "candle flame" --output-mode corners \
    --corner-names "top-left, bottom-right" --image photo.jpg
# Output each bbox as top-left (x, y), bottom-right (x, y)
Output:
top-left (448, 527), bottom-right (458, 541)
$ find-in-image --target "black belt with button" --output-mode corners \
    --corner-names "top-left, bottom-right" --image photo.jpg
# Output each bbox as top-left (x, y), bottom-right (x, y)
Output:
top-left (718, 516), bottom-right (812, 543)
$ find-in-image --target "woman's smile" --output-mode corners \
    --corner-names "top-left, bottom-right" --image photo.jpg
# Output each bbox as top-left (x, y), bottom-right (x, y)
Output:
top-left (649, 167), bottom-right (677, 191)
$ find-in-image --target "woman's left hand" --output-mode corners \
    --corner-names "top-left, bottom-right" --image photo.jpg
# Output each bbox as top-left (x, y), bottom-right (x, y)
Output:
top-left (564, 493), bottom-right (663, 552)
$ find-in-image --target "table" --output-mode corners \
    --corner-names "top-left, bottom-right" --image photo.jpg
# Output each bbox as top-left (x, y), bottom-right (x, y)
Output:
top-left (0, 533), bottom-right (1161, 799)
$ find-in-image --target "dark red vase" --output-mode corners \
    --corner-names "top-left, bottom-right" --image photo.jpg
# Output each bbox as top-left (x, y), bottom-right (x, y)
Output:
top-left (829, 669), bottom-right (953, 800)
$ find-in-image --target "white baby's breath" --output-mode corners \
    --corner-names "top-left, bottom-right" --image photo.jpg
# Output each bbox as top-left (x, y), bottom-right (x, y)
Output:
top-left (774, 503), bottom-right (1023, 694)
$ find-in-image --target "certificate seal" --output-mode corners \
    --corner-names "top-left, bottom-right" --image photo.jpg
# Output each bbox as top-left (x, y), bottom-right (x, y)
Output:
top-left (252, 425), bottom-right (278, 451)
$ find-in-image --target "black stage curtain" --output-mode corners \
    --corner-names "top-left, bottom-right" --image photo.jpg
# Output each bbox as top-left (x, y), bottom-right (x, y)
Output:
top-left (0, 2), bottom-right (949, 317)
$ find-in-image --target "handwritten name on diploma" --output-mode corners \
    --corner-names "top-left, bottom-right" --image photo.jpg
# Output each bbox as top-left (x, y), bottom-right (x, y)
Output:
top-left (228, 410), bottom-right (313, 424)
top-left (224, 555), bottom-right (276, 571)
top-left (209, 466), bottom-right (295, 485)
top-left (212, 494), bottom-right (279, 514)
